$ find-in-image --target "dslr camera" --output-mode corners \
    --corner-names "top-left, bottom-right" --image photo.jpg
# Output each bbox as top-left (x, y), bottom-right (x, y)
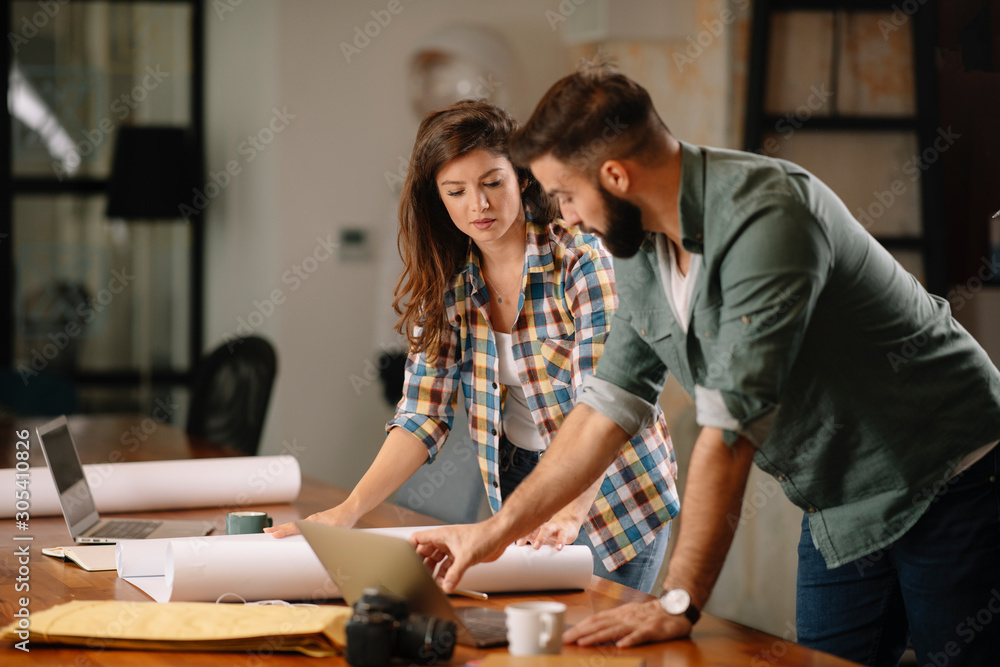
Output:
top-left (345, 588), bottom-right (456, 666)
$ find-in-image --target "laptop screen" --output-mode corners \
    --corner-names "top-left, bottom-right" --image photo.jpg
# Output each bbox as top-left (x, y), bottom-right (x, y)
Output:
top-left (39, 420), bottom-right (100, 531)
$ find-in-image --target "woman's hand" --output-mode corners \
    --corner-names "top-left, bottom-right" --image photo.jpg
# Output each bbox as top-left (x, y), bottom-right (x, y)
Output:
top-left (265, 504), bottom-right (359, 538)
top-left (515, 508), bottom-right (586, 550)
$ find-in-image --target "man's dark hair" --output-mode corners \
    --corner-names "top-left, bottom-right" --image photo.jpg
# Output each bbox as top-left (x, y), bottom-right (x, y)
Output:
top-left (509, 63), bottom-right (670, 178)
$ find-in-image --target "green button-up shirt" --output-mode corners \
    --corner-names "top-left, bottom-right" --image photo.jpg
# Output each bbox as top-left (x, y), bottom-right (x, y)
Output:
top-left (579, 140), bottom-right (1000, 568)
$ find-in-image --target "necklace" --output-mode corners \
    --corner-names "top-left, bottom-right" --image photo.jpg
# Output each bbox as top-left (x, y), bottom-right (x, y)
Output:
top-left (484, 271), bottom-right (519, 304)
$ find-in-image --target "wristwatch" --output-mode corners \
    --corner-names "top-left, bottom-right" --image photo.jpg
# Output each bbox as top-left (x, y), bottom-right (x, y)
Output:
top-left (659, 588), bottom-right (701, 625)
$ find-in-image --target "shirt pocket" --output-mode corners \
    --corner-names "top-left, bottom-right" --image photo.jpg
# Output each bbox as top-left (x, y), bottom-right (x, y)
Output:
top-left (539, 334), bottom-right (575, 388)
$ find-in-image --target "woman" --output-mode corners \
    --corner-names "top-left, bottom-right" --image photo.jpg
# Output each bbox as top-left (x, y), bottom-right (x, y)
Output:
top-left (268, 101), bottom-right (679, 593)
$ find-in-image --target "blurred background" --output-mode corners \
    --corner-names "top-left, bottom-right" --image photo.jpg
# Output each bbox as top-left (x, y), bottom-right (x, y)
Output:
top-left (2, 0), bottom-right (998, 644)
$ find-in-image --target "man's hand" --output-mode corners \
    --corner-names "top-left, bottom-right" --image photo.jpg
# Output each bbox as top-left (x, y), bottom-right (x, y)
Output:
top-left (409, 520), bottom-right (509, 592)
top-left (265, 504), bottom-right (359, 539)
top-left (562, 599), bottom-right (692, 647)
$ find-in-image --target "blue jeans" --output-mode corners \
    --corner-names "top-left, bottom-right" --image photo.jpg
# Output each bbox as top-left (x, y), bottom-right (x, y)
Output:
top-left (796, 446), bottom-right (1000, 667)
top-left (498, 436), bottom-right (671, 595)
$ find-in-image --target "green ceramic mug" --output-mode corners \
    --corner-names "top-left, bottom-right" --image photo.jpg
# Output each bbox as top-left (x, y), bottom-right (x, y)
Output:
top-left (226, 511), bottom-right (273, 535)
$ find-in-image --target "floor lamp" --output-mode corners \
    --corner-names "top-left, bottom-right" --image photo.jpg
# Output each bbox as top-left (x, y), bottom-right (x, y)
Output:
top-left (105, 126), bottom-right (192, 412)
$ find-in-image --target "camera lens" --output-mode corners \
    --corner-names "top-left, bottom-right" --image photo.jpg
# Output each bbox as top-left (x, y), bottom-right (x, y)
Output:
top-left (395, 614), bottom-right (456, 665)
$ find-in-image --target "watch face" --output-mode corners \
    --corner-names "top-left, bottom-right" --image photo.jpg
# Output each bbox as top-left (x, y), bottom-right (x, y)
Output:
top-left (663, 588), bottom-right (691, 615)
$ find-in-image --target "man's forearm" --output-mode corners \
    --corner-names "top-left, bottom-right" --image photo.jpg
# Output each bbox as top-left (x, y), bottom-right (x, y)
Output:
top-left (661, 426), bottom-right (756, 608)
top-left (491, 404), bottom-right (629, 542)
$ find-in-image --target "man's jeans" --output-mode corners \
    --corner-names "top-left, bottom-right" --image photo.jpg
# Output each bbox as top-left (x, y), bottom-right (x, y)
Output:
top-left (498, 436), bottom-right (670, 595)
top-left (796, 446), bottom-right (999, 666)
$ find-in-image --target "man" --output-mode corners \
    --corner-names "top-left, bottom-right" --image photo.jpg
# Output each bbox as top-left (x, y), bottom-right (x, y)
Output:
top-left (409, 66), bottom-right (1000, 666)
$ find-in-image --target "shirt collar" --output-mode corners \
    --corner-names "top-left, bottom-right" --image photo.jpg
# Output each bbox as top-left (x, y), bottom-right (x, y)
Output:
top-left (677, 140), bottom-right (706, 255)
top-left (461, 219), bottom-right (550, 292)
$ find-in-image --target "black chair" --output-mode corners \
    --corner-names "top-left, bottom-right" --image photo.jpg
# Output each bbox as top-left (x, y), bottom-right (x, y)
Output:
top-left (186, 336), bottom-right (277, 456)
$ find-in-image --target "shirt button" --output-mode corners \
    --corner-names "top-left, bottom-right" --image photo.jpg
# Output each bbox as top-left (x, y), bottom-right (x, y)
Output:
top-left (807, 506), bottom-right (817, 514)
top-left (741, 315), bottom-right (750, 325)
top-left (492, 481), bottom-right (499, 488)
top-left (777, 475), bottom-right (786, 482)
top-left (492, 382), bottom-right (498, 389)
top-left (640, 328), bottom-right (647, 336)
top-left (703, 331), bottom-right (710, 338)
top-left (491, 429), bottom-right (497, 436)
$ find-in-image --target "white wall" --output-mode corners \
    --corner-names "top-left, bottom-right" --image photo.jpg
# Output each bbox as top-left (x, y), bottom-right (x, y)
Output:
top-left (205, 0), bottom-right (570, 488)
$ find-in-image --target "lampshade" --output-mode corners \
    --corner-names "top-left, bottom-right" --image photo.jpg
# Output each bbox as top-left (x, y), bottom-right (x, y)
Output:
top-left (407, 24), bottom-right (522, 119)
top-left (106, 126), bottom-right (193, 220)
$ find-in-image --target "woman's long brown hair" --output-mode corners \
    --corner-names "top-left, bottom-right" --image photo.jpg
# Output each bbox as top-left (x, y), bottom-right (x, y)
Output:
top-left (394, 100), bottom-right (556, 356)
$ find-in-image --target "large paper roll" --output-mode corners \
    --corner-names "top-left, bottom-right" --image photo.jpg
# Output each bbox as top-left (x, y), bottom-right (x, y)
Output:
top-left (117, 527), bottom-right (593, 603)
top-left (0, 456), bottom-right (301, 518)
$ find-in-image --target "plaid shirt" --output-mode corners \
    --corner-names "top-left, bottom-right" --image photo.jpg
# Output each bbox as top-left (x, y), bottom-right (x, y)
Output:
top-left (387, 219), bottom-right (679, 571)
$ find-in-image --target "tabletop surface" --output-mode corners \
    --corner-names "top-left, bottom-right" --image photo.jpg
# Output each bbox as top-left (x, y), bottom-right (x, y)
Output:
top-left (0, 414), bottom-right (859, 666)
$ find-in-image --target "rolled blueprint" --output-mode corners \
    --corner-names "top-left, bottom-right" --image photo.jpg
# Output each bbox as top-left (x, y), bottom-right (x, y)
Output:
top-left (0, 456), bottom-right (301, 518)
top-left (117, 527), bottom-right (594, 603)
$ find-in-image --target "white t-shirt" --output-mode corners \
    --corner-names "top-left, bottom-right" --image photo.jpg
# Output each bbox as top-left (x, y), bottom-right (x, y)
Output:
top-left (655, 234), bottom-right (700, 332)
top-left (494, 332), bottom-right (547, 451)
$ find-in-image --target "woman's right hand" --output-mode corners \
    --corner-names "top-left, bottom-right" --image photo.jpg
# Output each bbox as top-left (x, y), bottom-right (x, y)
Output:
top-left (264, 504), bottom-right (359, 538)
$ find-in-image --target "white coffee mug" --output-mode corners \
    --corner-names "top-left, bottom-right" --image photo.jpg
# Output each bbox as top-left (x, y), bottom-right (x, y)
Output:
top-left (504, 601), bottom-right (567, 655)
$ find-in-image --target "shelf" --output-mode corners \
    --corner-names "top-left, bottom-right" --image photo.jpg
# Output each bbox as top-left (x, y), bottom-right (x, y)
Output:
top-left (761, 116), bottom-right (917, 133)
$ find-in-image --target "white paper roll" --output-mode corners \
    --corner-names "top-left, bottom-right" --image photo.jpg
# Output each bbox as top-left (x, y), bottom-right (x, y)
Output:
top-left (117, 527), bottom-right (593, 603)
top-left (0, 456), bottom-right (301, 518)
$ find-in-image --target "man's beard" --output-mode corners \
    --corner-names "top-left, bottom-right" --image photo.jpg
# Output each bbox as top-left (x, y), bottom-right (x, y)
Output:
top-left (596, 186), bottom-right (645, 258)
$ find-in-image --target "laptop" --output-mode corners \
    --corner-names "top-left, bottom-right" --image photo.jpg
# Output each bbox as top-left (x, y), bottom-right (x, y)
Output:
top-left (36, 415), bottom-right (214, 544)
top-left (297, 522), bottom-right (508, 648)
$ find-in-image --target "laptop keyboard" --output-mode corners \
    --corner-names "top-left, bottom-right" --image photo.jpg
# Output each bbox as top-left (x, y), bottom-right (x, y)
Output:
top-left (455, 607), bottom-right (508, 646)
top-left (88, 520), bottom-right (162, 539)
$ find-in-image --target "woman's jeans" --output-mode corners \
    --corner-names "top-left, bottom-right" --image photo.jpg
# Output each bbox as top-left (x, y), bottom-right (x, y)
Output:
top-left (498, 435), bottom-right (670, 595)
top-left (796, 446), bottom-right (999, 667)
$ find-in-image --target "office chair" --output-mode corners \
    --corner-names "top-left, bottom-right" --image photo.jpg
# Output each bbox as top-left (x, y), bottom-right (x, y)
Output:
top-left (186, 335), bottom-right (277, 456)
top-left (393, 409), bottom-right (490, 524)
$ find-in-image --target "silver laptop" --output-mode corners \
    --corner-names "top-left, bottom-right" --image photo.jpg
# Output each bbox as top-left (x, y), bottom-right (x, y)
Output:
top-left (297, 522), bottom-right (508, 648)
top-left (36, 415), bottom-right (214, 544)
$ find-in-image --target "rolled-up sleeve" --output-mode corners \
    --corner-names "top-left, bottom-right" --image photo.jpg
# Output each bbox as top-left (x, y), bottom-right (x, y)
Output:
top-left (562, 242), bottom-right (616, 400)
top-left (578, 374), bottom-right (659, 437)
top-left (586, 254), bottom-right (671, 434)
top-left (696, 198), bottom-right (832, 446)
top-left (385, 317), bottom-right (462, 463)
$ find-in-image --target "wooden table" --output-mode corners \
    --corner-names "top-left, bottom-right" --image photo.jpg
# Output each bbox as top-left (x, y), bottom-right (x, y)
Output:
top-left (0, 415), bottom-right (859, 666)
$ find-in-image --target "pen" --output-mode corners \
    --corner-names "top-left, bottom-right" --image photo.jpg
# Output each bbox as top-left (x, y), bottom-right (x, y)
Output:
top-left (452, 588), bottom-right (489, 601)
